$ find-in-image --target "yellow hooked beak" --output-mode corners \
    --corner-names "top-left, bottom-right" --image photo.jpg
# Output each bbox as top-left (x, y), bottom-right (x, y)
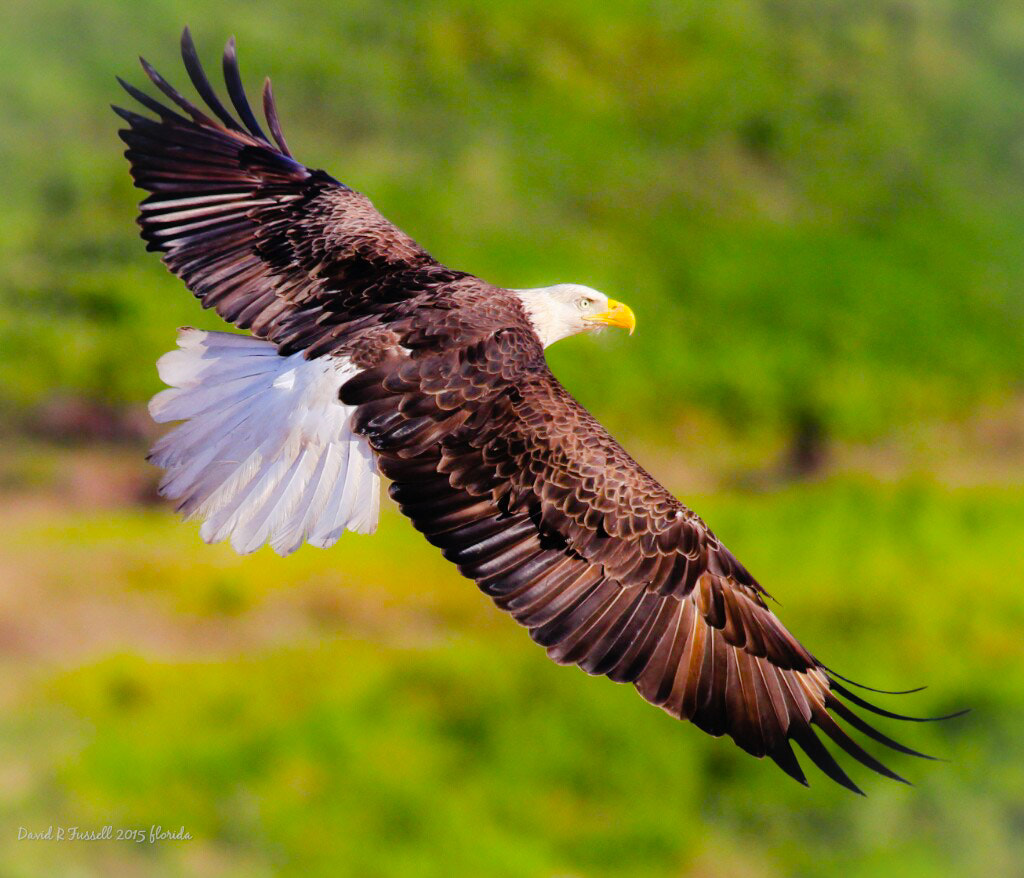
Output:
top-left (585, 298), bottom-right (636, 335)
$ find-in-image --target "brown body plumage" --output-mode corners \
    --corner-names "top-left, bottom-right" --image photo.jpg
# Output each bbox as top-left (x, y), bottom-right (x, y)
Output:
top-left (115, 29), bottom-right (960, 793)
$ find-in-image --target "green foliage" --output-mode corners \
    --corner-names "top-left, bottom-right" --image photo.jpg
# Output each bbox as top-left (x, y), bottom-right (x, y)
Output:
top-left (2, 0), bottom-right (1023, 440)
top-left (0, 4), bottom-right (1020, 875)
top-left (0, 477), bottom-right (1019, 876)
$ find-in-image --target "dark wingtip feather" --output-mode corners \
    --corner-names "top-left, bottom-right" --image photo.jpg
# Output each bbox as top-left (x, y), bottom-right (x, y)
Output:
top-left (117, 74), bottom-right (187, 124)
top-left (138, 55), bottom-right (215, 126)
top-left (826, 695), bottom-right (937, 761)
top-left (830, 680), bottom-right (969, 723)
top-left (262, 77), bottom-right (293, 157)
top-left (179, 26), bottom-right (243, 131)
top-left (819, 663), bottom-right (927, 695)
top-left (812, 706), bottom-right (911, 786)
top-left (111, 104), bottom-right (149, 127)
top-left (768, 739), bottom-right (809, 786)
top-left (222, 36), bottom-right (269, 143)
top-left (791, 725), bottom-right (865, 795)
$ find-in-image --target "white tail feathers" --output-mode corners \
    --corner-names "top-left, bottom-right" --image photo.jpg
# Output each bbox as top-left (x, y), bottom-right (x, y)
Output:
top-left (149, 328), bottom-right (380, 555)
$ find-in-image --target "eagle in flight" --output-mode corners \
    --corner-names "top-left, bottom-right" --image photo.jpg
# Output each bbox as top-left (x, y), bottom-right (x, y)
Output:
top-left (115, 29), bottom-right (955, 793)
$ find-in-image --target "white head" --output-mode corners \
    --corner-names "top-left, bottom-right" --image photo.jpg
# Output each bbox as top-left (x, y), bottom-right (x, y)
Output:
top-left (510, 283), bottom-right (636, 348)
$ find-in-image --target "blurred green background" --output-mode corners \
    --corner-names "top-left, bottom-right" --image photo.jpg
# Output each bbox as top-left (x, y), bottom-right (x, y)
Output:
top-left (0, 1), bottom-right (1021, 875)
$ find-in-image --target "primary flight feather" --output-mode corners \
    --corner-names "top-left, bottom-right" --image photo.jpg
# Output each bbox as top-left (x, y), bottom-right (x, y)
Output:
top-left (115, 28), bottom-right (957, 793)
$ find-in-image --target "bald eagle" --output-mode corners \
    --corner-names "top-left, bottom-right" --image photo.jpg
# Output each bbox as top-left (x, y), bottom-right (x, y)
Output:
top-left (115, 29), bottom-right (957, 793)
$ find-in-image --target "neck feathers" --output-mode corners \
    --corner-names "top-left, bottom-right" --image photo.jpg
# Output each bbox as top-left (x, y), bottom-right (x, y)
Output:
top-left (511, 287), bottom-right (572, 348)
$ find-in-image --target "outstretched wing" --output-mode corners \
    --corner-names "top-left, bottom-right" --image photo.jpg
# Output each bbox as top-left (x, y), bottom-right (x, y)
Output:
top-left (114, 28), bottom-right (465, 357)
top-left (342, 325), bottom-right (955, 792)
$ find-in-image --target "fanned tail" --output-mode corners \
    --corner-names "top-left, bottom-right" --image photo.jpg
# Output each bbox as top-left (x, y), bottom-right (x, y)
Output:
top-left (149, 328), bottom-right (380, 555)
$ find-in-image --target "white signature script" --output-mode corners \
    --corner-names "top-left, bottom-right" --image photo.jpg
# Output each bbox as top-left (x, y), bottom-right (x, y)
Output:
top-left (18, 825), bottom-right (192, 843)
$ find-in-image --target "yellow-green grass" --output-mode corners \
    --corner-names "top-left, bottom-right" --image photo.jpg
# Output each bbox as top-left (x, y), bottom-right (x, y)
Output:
top-left (0, 476), bottom-right (1018, 876)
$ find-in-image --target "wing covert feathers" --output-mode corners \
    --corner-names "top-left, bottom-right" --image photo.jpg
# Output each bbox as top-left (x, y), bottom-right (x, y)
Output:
top-left (341, 330), bottom-right (952, 793)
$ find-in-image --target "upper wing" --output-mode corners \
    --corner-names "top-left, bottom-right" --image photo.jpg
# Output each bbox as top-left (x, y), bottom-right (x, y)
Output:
top-left (342, 326), bottom-right (953, 792)
top-left (115, 28), bottom-right (464, 357)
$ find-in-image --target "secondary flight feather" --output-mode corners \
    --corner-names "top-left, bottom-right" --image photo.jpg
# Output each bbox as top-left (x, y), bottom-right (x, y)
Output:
top-left (115, 29), bottom-right (959, 793)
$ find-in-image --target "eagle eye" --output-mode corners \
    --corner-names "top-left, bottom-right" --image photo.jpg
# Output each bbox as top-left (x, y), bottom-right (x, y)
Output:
top-left (577, 297), bottom-right (594, 312)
